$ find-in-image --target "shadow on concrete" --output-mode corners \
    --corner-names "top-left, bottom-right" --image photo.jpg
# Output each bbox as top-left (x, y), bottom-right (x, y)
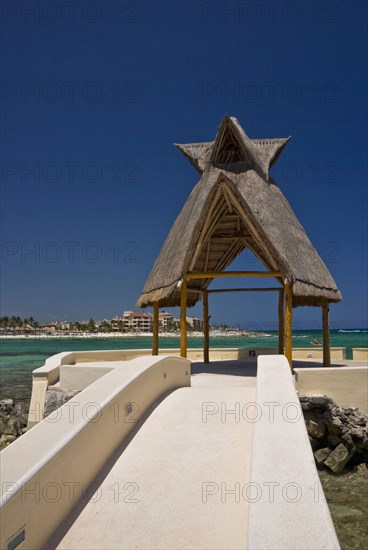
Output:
top-left (292, 360), bottom-right (353, 369)
top-left (191, 359), bottom-right (258, 377)
top-left (191, 358), bottom-right (355, 378)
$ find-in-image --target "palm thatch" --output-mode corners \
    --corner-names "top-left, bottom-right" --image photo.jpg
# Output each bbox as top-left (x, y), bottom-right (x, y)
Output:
top-left (137, 115), bottom-right (341, 309)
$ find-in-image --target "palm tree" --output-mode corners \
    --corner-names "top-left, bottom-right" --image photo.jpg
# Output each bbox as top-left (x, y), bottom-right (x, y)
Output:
top-left (87, 318), bottom-right (96, 333)
top-left (9, 316), bottom-right (17, 328)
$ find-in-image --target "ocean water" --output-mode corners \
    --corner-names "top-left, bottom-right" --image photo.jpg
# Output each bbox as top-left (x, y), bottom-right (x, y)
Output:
top-left (0, 330), bottom-right (367, 403)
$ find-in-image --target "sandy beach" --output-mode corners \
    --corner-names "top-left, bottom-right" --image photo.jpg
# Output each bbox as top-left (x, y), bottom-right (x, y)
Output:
top-left (0, 330), bottom-right (261, 340)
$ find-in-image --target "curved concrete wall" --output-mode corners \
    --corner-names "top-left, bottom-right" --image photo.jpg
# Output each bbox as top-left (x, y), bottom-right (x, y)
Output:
top-left (0, 356), bottom-right (190, 550)
top-left (27, 347), bottom-right (347, 426)
top-left (247, 355), bottom-right (340, 550)
top-left (27, 348), bottom-right (275, 424)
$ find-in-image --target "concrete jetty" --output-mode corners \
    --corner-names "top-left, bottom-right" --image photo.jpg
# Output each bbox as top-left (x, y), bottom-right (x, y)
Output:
top-left (2, 353), bottom-right (362, 549)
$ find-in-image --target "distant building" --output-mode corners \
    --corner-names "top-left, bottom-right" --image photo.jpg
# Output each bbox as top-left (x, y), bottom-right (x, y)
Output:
top-left (39, 321), bottom-right (70, 332)
top-left (186, 316), bottom-right (204, 330)
top-left (111, 310), bottom-right (202, 332)
top-left (158, 310), bottom-right (174, 330)
top-left (110, 316), bottom-right (125, 331)
top-left (111, 311), bottom-right (153, 333)
top-left (125, 311), bottom-right (153, 332)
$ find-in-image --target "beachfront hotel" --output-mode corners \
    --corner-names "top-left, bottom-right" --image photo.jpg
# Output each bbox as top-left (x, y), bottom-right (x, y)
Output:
top-left (186, 315), bottom-right (204, 331)
top-left (1, 115), bottom-right (366, 550)
top-left (158, 310), bottom-right (175, 329)
top-left (111, 311), bottom-right (154, 333)
top-left (110, 311), bottom-right (204, 333)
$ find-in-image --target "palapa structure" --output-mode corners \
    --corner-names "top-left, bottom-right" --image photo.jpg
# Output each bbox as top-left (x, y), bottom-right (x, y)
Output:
top-left (137, 115), bottom-right (341, 366)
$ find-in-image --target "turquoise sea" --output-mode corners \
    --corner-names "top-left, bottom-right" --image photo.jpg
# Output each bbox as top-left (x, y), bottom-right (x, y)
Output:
top-left (0, 330), bottom-right (367, 403)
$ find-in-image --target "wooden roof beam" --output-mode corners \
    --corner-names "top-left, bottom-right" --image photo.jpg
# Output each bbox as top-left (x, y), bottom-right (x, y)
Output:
top-left (208, 287), bottom-right (282, 294)
top-left (185, 271), bottom-right (281, 280)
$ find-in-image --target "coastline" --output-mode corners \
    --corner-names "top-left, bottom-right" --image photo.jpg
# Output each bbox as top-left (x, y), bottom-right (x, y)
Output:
top-left (0, 330), bottom-right (270, 339)
top-left (1, 329), bottom-right (366, 343)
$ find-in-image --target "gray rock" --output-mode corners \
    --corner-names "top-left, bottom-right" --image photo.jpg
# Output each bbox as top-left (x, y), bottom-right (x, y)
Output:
top-left (13, 402), bottom-right (28, 419)
top-left (0, 398), bottom-right (29, 445)
top-left (332, 417), bottom-right (342, 427)
top-left (324, 444), bottom-right (352, 474)
top-left (341, 432), bottom-right (355, 452)
top-left (0, 399), bottom-right (14, 413)
top-left (44, 389), bottom-right (79, 418)
top-left (325, 418), bottom-right (341, 436)
top-left (0, 417), bottom-right (6, 434)
top-left (349, 415), bottom-right (366, 426)
top-left (327, 433), bottom-right (342, 447)
top-left (2, 417), bottom-right (21, 436)
top-left (306, 419), bottom-right (326, 439)
top-left (302, 394), bottom-right (368, 473)
top-left (309, 395), bottom-right (333, 407)
top-left (0, 434), bottom-right (16, 447)
top-left (314, 447), bottom-right (331, 469)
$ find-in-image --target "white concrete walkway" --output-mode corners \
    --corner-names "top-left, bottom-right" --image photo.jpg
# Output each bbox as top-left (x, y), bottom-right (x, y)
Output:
top-left (53, 365), bottom-right (256, 550)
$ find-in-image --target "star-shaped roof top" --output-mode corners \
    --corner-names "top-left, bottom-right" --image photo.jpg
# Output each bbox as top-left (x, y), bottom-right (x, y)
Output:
top-left (175, 115), bottom-right (290, 181)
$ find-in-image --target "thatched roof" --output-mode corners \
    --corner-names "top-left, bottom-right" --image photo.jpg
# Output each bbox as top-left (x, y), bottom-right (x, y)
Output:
top-left (137, 116), bottom-right (341, 308)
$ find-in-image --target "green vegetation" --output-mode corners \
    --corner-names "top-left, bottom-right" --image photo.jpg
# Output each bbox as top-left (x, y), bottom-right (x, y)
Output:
top-left (73, 319), bottom-right (97, 333)
top-left (0, 316), bottom-right (38, 329)
top-left (99, 321), bottom-right (113, 333)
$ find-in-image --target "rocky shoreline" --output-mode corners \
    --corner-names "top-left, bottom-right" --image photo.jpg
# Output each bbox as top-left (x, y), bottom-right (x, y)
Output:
top-left (0, 389), bottom-right (79, 450)
top-left (300, 395), bottom-right (368, 474)
top-left (0, 399), bottom-right (28, 449)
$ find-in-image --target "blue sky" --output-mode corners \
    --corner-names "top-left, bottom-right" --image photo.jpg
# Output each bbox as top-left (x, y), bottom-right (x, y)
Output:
top-left (1, 0), bottom-right (367, 329)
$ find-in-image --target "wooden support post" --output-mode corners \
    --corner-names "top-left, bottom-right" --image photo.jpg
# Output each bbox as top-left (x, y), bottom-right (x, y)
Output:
top-left (180, 278), bottom-right (187, 358)
top-left (284, 284), bottom-right (293, 368)
top-left (203, 290), bottom-right (209, 364)
top-left (322, 299), bottom-right (331, 367)
top-left (278, 288), bottom-right (285, 354)
top-left (152, 301), bottom-right (159, 356)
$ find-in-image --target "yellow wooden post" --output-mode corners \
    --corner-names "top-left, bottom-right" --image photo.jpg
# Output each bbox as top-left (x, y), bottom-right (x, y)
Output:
top-left (203, 290), bottom-right (209, 363)
top-left (180, 278), bottom-right (187, 358)
top-left (152, 301), bottom-right (159, 356)
top-left (278, 288), bottom-right (285, 354)
top-left (322, 299), bottom-right (331, 367)
top-left (284, 284), bottom-right (293, 367)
